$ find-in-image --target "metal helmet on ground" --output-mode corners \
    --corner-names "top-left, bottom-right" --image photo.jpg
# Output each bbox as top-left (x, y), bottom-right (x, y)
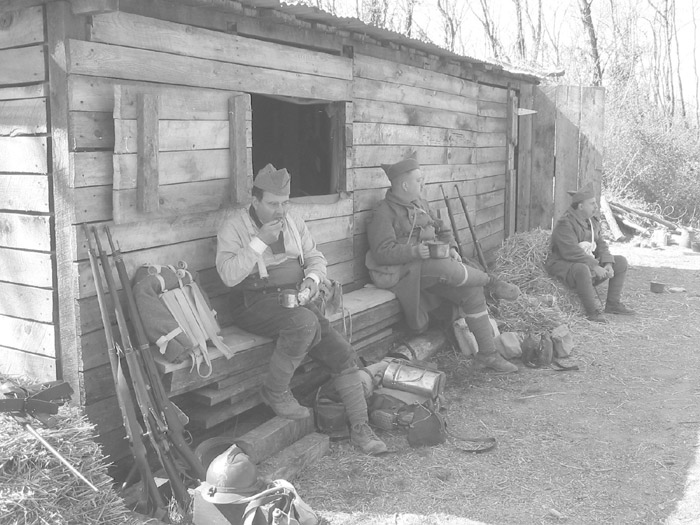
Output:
top-left (198, 444), bottom-right (265, 504)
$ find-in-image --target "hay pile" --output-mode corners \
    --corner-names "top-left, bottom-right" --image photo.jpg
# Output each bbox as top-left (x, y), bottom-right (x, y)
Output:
top-left (0, 375), bottom-right (140, 525)
top-left (489, 228), bottom-right (583, 333)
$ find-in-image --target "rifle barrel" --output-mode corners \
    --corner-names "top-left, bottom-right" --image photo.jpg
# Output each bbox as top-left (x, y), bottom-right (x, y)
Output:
top-left (454, 185), bottom-right (488, 271)
top-left (439, 184), bottom-right (462, 255)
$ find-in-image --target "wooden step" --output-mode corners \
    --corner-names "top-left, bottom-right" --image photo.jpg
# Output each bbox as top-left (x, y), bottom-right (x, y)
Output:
top-left (236, 414), bottom-right (315, 464)
top-left (257, 432), bottom-right (329, 482)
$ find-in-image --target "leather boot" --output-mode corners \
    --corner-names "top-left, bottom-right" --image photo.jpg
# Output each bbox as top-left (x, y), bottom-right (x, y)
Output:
top-left (260, 386), bottom-right (310, 419)
top-left (334, 371), bottom-right (388, 455)
top-left (465, 312), bottom-right (518, 373)
top-left (487, 276), bottom-right (521, 301)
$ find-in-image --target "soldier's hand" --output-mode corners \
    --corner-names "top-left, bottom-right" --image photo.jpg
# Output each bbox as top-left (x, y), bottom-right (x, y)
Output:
top-left (299, 277), bottom-right (319, 303)
top-left (592, 265), bottom-right (608, 280)
top-left (414, 243), bottom-right (430, 259)
top-left (450, 247), bottom-right (461, 261)
top-left (258, 218), bottom-right (284, 245)
top-left (604, 263), bottom-right (614, 278)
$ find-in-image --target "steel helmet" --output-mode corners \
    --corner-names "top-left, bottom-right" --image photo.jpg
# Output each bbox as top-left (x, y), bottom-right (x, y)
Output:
top-left (198, 444), bottom-right (265, 504)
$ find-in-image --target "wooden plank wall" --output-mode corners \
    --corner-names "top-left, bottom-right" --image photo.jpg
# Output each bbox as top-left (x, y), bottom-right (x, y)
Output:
top-left (516, 85), bottom-right (605, 230)
top-left (0, 5), bottom-right (57, 382)
top-left (65, 9), bottom-right (355, 458)
top-left (351, 53), bottom-right (509, 280)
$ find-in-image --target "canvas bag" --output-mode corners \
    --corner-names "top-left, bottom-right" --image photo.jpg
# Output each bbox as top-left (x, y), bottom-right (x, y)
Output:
top-left (132, 263), bottom-right (234, 376)
top-left (407, 401), bottom-right (447, 447)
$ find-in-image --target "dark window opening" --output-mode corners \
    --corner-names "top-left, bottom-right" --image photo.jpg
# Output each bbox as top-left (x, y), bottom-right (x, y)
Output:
top-left (251, 94), bottom-right (337, 198)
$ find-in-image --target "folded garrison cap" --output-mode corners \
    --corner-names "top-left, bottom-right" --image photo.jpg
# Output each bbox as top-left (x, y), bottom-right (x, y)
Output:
top-left (253, 164), bottom-right (290, 196)
top-left (567, 183), bottom-right (595, 204)
top-left (381, 152), bottom-right (420, 181)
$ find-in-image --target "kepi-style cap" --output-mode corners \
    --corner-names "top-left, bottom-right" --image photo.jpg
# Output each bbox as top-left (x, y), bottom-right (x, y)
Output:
top-left (567, 183), bottom-right (595, 204)
top-left (381, 152), bottom-right (420, 181)
top-left (253, 164), bottom-right (290, 196)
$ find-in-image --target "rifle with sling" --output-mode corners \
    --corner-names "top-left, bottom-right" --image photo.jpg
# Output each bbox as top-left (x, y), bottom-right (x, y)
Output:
top-left (104, 226), bottom-right (206, 481)
top-left (91, 226), bottom-right (192, 510)
top-left (439, 184), bottom-right (464, 257)
top-left (83, 224), bottom-right (166, 516)
top-left (454, 184), bottom-right (488, 272)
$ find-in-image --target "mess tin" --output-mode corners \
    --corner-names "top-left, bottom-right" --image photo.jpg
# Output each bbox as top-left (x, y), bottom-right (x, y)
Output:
top-left (426, 241), bottom-right (450, 259)
top-left (382, 358), bottom-right (446, 399)
top-left (278, 289), bottom-right (301, 308)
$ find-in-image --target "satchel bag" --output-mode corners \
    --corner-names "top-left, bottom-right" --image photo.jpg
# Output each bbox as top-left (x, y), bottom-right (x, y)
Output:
top-left (407, 402), bottom-right (447, 447)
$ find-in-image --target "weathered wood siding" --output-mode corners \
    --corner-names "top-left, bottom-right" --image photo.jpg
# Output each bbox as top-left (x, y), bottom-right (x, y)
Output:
top-left (351, 54), bottom-right (508, 281)
top-left (2, 2), bottom-right (528, 460)
top-left (65, 9), bottom-right (356, 458)
top-left (0, 6), bottom-right (56, 382)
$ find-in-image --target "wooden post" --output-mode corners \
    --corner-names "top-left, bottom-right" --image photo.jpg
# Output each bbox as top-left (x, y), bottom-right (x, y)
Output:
top-left (328, 101), bottom-right (347, 193)
top-left (136, 92), bottom-right (159, 213)
top-left (47, 1), bottom-right (80, 401)
top-left (504, 84), bottom-right (517, 237)
top-left (228, 94), bottom-right (249, 205)
top-left (516, 83), bottom-right (534, 232)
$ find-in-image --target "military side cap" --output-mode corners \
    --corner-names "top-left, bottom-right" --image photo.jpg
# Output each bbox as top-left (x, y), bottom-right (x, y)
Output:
top-left (253, 164), bottom-right (290, 196)
top-left (381, 152), bottom-right (420, 181)
top-left (567, 183), bottom-right (595, 204)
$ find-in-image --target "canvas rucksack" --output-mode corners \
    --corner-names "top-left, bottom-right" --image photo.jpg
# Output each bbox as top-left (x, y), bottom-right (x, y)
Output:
top-left (132, 263), bottom-right (234, 376)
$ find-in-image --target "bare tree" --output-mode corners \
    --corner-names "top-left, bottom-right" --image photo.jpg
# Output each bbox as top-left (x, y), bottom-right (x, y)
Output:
top-left (398, 0), bottom-right (420, 38)
top-left (578, 0), bottom-right (604, 86)
top-left (473, 0), bottom-right (505, 59)
top-left (523, 0), bottom-right (543, 64)
top-left (512, 0), bottom-right (526, 61)
top-left (436, 0), bottom-right (467, 53)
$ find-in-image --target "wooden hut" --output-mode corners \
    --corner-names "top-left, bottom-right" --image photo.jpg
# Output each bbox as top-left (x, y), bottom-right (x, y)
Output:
top-left (1, 0), bottom-right (567, 464)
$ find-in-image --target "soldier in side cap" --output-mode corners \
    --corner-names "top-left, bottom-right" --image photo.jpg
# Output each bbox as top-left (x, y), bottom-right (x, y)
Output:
top-left (545, 183), bottom-right (635, 323)
top-left (365, 153), bottom-right (522, 374)
top-left (216, 164), bottom-right (388, 455)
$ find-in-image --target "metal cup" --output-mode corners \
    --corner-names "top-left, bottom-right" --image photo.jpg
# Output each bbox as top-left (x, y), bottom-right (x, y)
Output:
top-left (427, 242), bottom-right (450, 259)
top-left (278, 289), bottom-right (300, 308)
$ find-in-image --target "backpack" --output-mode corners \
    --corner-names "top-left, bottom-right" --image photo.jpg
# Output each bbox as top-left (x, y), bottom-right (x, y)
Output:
top-left (132, 263), bottom-right (234, 376)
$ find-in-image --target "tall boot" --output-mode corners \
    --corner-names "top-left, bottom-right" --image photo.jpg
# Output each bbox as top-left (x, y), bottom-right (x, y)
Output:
top-left (466, 311), bottom-right (518, 373)
top-left (572, 266), bottom-right (607, 323)
top-left (334, 371), bottom-right (388, 455)
top-left (604, 256), bottom-right (635, 315)
top-left (261, 342), bottom-right (311, 420)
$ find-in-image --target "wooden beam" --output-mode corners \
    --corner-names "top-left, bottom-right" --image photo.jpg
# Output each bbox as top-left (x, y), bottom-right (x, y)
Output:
top-left (70, 0), bottom-right (119, 15)
top-left (0, 175), bottom-right (50, 212)
top-left (136, 93), bottom-right (160, 213)
top-left (0, 45), bottom-right (45, 83)
top-left (516, 83), bottom-right (533, 232)
top-left (48, 1), bottom-right (80, 397)
top-left (228, 94), bottom-right (250, 205)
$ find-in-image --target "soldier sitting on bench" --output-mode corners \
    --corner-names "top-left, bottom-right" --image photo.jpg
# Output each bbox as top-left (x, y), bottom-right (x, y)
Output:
top-left (365, 153), bottom-right (521, 374)
top-left (216, 164), bottom-right (388, 455)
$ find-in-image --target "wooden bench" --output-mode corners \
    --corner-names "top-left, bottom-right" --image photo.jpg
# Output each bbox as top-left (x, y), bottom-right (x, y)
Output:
top-left (153, 286), bottom-right (402, 430)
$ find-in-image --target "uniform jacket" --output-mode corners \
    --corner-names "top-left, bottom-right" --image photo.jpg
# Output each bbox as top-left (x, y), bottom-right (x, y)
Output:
top-left (366, 189), bottom-right (455, 332)
top-left (216, 207), bottom-right (327, 288)
top-left (545, 207), bottom-right (614, 281)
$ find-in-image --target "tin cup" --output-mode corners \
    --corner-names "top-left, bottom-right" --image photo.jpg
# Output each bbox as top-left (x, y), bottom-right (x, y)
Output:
top-left (427, 242), bottom-right (450, 259)
top-left (278, 289), bottom-right (300, 308)
top-left (650, 281), bottom-right (665, 293)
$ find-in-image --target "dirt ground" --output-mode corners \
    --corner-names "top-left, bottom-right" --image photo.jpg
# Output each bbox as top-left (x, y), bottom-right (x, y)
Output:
top-left (296, 243), bottom-right (700, 525)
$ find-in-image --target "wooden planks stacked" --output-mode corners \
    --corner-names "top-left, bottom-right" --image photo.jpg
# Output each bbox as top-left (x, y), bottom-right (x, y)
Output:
top-left (161, 287), bottom-right (400, 430)
top-left (0, 5), bottom-right (56, 382)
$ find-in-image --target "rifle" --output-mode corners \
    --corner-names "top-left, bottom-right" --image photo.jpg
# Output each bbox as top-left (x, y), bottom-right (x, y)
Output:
top-left (104, 226), bottom-right (206, 481)
top-left (83, 224), bottom-right (166, 515)
top-left (91, 226), bottom-right (192, 510)
top-left (439, 184), bottom-right (464, 257)
top-left (454, 184), bottom-right (488, 271)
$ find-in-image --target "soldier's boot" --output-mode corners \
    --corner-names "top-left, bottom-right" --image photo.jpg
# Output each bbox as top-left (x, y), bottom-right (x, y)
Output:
top-left (261, 342), bottom-right (311, 420)
top-left (487, 276), bottom-right (521, 301)
top-left (466, 311), bottom-right (518, 373)
top-left (604, 256), bottom-right (634, 315)
top-left (334, 370), bottom-right (388, 455)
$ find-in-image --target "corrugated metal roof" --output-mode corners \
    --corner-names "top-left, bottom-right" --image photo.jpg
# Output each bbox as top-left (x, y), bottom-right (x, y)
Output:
top-left (238, 0), bottom-right (542, 82)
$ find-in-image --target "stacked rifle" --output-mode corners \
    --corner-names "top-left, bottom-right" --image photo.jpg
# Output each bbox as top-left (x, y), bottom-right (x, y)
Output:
top-left (84, 224), bottom-right (205, 519)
